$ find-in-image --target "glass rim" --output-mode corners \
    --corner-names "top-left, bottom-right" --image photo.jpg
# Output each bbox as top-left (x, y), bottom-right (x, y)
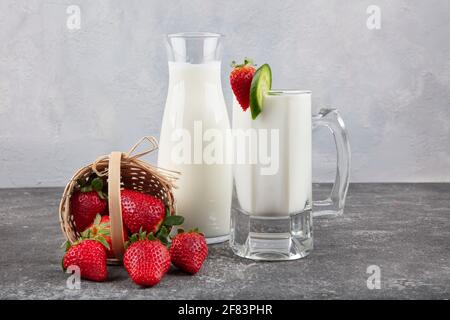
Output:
top-left (267, 90), bottom-right (311, 95)
top-left (167, 32), bottom-right (223, 39)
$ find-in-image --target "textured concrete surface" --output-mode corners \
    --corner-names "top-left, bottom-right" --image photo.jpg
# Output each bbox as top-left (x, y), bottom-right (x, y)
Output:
top-left (1, 1), bottom-right (450, 187)
top-left (0, 184), bottom-right (449, 299)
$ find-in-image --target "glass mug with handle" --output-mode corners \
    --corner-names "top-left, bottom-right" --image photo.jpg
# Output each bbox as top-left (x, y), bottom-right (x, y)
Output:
top-left (230, 90), bottom-right (350, 261)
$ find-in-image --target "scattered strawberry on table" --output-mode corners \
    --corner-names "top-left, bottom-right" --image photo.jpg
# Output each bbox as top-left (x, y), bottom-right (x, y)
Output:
top-left (123, 230), bottom-right (171, 287)
top-left (63, 239), bottom-right (108, 282)
top-left (170, 229), bottom-right (208, 275)
top-left (64, 173), bottom-right (209, 286)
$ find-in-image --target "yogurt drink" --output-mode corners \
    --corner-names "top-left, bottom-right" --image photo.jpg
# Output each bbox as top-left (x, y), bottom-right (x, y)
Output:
top-left (230, 89), bottom-right (314, 261)
top-left (158, 61), bottom-right (232, 241)
top-left (232, 91), bottom-right (312, 217)
top-left (229, 61), bottom-right (350, 261)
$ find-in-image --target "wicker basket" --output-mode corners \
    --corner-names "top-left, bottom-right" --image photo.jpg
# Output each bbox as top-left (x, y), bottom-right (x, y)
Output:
top-left (59, 136), bottom-right (178, 265)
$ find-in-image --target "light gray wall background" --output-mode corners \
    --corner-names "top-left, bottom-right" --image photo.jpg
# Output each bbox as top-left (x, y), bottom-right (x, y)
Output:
top-left (0, 0), bottom-right (449, 187)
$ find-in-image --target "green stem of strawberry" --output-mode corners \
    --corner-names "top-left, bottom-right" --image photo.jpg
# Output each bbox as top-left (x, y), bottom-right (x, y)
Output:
top-left (79, 214), bottom-right (111, 250)
top-left (162, 214), bottom-right (184, 227)
top-left (231, 57), bottom-right (255, 68)
top-left (125, 228), bottom-right (155, 249)
top-left (77, 175), bottom-right (108, 200)
top-left (124, 213), bottom-right (185, 249)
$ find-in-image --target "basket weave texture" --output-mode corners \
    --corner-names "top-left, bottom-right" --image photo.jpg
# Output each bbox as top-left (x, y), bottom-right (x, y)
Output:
top-left (59, 136), bottom-right (178, 264)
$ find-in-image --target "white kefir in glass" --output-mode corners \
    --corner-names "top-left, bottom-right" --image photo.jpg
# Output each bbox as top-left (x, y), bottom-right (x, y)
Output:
top-left (231, 90), bottom-right (313, 260)
top-left (233, 91), bottom-right (312, 217)
top-left (230, 87), bottom-right (351, 261)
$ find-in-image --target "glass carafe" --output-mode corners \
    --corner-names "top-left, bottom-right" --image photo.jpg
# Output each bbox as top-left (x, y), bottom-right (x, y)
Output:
top-left (158, 33), bottom-right (232, 244)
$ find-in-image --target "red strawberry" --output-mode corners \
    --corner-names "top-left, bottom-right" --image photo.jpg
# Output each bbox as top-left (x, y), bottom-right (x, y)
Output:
top-left (121, 189), bottom-right (166, 234)
top-left (230, 58), bottom-right (256, 111)
top-left (83, 214), bottom-right (128, 258)
top-left (123, 231), bottom-right (171, 287)
top-left (63, 239), bottom-right (108, 282)
top-left (71, 177), bottom-right (107, 232)
top-left (169, 229), bottom-right (208, 275)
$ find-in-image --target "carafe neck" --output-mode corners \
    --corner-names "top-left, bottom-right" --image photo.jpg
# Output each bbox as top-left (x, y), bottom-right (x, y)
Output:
top-left (166, 32), bottom-right (223, 64)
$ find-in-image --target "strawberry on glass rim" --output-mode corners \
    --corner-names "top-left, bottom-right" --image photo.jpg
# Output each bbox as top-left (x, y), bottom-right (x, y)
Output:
top-left (229, 58), bottom-right (256, 112)
top-left (230, 58), bottom-right (272, 119)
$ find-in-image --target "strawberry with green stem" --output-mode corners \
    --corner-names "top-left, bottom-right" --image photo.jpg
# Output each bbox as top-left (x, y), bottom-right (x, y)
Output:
top-left (230, 58), bottom-right (256, 111)
top-left (230, 57), bottom-right (272, 119)
top-left (154, 212), bottom-right (184, 245)
top-left (123, 229), bottom-right (171, 287)
top-left (82, 214), bottom-right (128, 258)
top-left (122, 213), bottom-right (183, 287)
top-left (62, 239), bottom-right (108, 282)
top-left (169, 228), bottom-right (208, 275)
top-left (121, 189), bottom-right (169, 235)
top-left (71, 176), bottom-right (108, 232)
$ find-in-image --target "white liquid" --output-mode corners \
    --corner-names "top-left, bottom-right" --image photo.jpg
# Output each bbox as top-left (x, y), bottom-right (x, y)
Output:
top-left (158, 62), bottom-right (232, 238)
top-left (233, 92), bottom-right (312, 216)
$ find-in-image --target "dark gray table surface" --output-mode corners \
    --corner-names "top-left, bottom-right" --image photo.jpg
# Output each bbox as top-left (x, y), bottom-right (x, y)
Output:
top-left (0, 184), bottom-right (449, 300)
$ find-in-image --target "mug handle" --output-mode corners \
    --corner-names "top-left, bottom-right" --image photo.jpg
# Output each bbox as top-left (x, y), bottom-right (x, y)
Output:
top-left (312, 109), bottom-right (351, 217)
